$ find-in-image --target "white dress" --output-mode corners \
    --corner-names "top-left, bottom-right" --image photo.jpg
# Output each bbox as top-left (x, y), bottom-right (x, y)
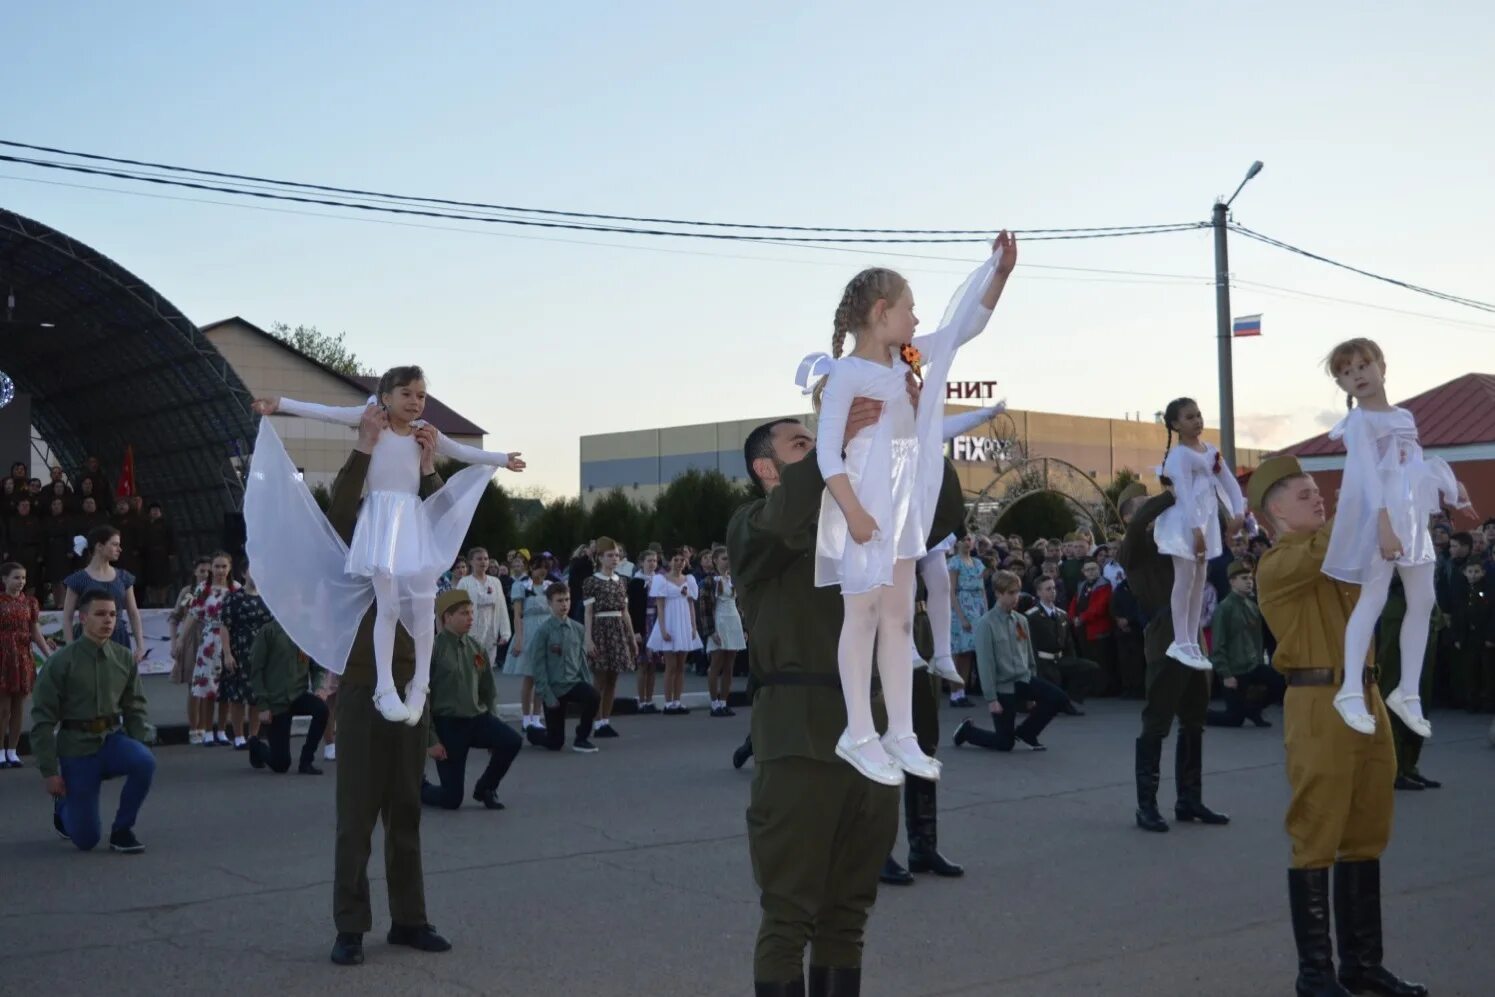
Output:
top-left (710, 576), bottom-right (747, 652)
top-left (1153, 442), bottom-right (1245, 560)
top-left (798, 249), bottom-right (1003, 595)
top-left (1323, 406), bottom-right (1459, 584)
top-left (646, 573), bottom-right (704, 653)
top-left (243, 397), bottom-right (512, 674)
top-left (457, 575), bottom-right (507, 660)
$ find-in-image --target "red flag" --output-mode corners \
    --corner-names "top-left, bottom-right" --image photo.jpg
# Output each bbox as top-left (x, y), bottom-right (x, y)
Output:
top-left (117, 445), bottom-right (136, 499)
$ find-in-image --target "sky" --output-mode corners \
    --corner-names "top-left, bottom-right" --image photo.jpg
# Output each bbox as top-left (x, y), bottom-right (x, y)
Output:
top-left (4, 1), bottom-right (1493, 496)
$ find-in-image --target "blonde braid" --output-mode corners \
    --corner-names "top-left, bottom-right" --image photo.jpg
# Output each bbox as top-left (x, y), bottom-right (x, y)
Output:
top-left (812, 281), bottom-right (859, 411)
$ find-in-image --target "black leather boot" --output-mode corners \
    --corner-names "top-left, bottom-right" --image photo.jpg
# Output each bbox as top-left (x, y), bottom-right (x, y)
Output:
top-left (1134, 736), bottom-right (1169, 832)
top-left (1333, 860), bottom-right (1428, 996)
top-left (905, 776), bottom-right (963, 877)
top-left (879, 854), bottom-right (913, 886)
top-left (1289, 868), bottom-right (1352, 996)
top-left (808, 965), bottom-right (861, 997)
top-left (1173, 730), bottom-right (1229, 824)
top-left (755, 977), bottom-right (806, 996)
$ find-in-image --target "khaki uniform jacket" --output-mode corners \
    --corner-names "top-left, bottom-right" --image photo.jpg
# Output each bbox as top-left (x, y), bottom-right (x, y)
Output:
top-left (30, 637), bottom-right (154, 778)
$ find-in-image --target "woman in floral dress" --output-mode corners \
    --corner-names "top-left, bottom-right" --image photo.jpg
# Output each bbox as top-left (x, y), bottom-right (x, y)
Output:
top-left (189, 552), bottom-right (240, 746)
top-left (168, 557), bottom-right (213, 736)
top-left (0, 562), bottom-right (50, 768)
top-left (582, 538), bottom-right (637, 739)
top-left (948, 535), bottom-right (988, 707)
top-left (220, 561), bottom-right (275, 749)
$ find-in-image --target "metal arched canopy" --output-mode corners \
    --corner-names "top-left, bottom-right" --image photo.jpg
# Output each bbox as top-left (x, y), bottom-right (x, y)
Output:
top-left (0, 206), bottom-right (255, 558)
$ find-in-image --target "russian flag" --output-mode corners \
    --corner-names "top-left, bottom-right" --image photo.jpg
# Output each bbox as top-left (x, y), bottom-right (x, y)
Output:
top-left (1232, 313), bottom-right (1262, 337)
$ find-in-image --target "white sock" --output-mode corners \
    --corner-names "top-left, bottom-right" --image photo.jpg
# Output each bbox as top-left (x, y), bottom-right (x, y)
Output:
top-left (5, 748), bottom-right (17, 762)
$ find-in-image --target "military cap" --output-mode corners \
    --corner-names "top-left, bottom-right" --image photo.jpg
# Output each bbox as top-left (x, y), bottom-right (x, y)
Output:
top-left (1247, 455), bottom-right (1307, 513)
top-left (1227, 559), bottom-right (1253, 579)
top-left (436, 588), bottom-right (472, 619)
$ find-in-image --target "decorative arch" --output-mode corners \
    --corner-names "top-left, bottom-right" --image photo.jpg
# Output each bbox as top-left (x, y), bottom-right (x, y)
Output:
top-left (965, 456), bottom-right (1121, 538)
top-left (0, 207), bottom-right (255, 556)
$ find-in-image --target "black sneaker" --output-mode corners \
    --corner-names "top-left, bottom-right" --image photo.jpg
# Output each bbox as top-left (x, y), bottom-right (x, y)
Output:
top-left (732, 738), bottom-right (753, 770)
top-left (472, 787), bottom-right (505, 810)
top-left (299, 761), bottom-right (324, 775)
top-left (54, 811), bottom-right (69, 840)
top-left (247, 738), bottom-right (267, 770)
top-left (1016, 732), bottom-right (1047, 752)
top-left (953, 719), bottom-right (972, 747)
top-left (721, 706), bottom-right (737, 717)
top-left (637, 702), bottom-right (659, 715)
top-left (572, 739), bottom-right (599, 753)
top-left (331, 932), bottom-right (365, 966)
top-left (592, 724), bottom-right (619, 739)
top-left (387, 923), bottom-right (451, 953)
top-left (109, 827), bottom-right (145, 853)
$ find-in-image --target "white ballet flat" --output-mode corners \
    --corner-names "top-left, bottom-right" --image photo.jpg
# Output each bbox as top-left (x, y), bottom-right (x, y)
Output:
top-left (929, 656), bottom-right (965, 687)
top-left (835, 732), bottom-right (904, 786)
top-left (1384, 688), bottom-right (1431, 738)
top-left (372, 687), bottom-right (411, 724)
top-left (1332, 691), bottom-right (1377, 735)
top-left (1186, 644), bottom-right (1215, 671)
top-left (882, 733), bottom-right (942, 781)
top-left (1167, 641), bottom-right (1212, 671)
top-left (402, 683), bottom-right (429, 727)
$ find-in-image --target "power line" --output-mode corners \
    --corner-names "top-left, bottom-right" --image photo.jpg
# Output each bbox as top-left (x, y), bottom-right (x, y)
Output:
top-left (1232, 278), bottom-right (1495, 332)
top-left (1229, 223), bottom-right (1495, 314)
top-left (0, 138), bottom-right (1199, 238)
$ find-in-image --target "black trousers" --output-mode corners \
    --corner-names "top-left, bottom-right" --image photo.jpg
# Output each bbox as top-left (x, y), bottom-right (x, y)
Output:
top-left (961, 677), bottom-right (1066, 750)
top-left (1206, 665), bottom-right (1286, 727)
top-left (1140, 657), bottom-right (1211, 740)
top-left (528, 683), bottom-right (601, 750)
top-left (251, 693), bottom-right (329, 773)
top-left (421, 714), bottom-right (522, 808)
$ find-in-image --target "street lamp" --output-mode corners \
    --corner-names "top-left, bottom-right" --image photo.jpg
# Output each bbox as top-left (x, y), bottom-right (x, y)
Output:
top-left (1214, 160), bottom-right (1263, 471)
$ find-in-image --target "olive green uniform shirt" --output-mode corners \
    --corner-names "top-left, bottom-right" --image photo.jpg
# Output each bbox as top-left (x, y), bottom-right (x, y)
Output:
top-left (429, 629), bottom-right (496, 718)
top-left (247, 620), bottom-right (309, 714)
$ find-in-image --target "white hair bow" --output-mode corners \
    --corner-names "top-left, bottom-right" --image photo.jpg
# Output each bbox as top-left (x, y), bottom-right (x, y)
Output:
top-left (73, 535), bottom-right (87, 557)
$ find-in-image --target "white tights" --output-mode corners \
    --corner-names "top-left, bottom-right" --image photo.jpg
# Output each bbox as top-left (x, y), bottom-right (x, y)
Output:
top-left (1341, 559), bottom-right (1435, 702)
top-left (371, 572), bottom-right (436, 698)
top-left (917, 550), bottom-right (954, 664)
top-left (1169, 555), bottom-right (1207, 648)
top-left (840, 558), bottom-right (917, 743)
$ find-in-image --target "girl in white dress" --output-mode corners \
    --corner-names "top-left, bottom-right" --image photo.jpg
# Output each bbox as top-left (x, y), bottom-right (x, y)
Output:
top-left (1322, 338), bottom-right (1471, 737)
top-left (707, 547), bottom-right (746, 718)
top-left (1152, 397), bottom-right (1246, 672)
top-left (798, 233), bottom-right (1015, 786)
top-left (647, 549), bottom-right (703, 715)
top-left (457, 547), bottom-right (510, 667)
top-left (247, 366), bottom-right (524, 725)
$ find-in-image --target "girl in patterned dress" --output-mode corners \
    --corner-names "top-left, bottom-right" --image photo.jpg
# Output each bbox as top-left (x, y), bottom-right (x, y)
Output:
top-left (707, 547), bottom-right (746, 718)
top-left (1, 562), bottom-right (51, 767)
top-left (507, 554), bottom-right (554, 730)
top-left (188, 552), bottom-right (240, 746)
top-left (582, 537), bottom-right (637, 739)
top-left (220, 561), bottom-right (276, 749)
top-left (948, 536), bottom-right (988, 706)
top-left (629, 550), bottom-right (663, 713)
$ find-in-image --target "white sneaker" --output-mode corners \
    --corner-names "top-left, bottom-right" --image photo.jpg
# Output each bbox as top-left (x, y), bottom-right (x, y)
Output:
top-left (882, 732), bottom-right (942, 780)
top-left (323, 743), bottom-right (336, 761)
top-left (1167, 641), bottom-right (1211, 671)
top-left (214, 730), bottom-right (231, 745)
top-left (929, 656), bottom-right (965, 688)
top-left (232, 737), bottom-right (247, 749)
top-left (402, 683), bottom-right (428, 727)
top-left (1332, 691), bottom-right (1377, 735)
top-left (373, 687), bottom-right (410, 723)
top-left (201, 732), bottom-right (216, 747)
top-left (189, 729), bottom-right (203, 745)
top-left (1385, 688), bottom-right (1431, 738)
top-left (835, 732), bottom-right (904, 786)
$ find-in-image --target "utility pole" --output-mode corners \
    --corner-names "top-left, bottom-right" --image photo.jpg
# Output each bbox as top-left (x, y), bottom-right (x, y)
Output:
top-left (1213, 199), bottom-right (1235, 470)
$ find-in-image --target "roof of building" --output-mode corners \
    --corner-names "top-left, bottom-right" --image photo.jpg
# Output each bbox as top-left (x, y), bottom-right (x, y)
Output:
top-left (200, 317), bottom-right (486, 437)
top-left (1278, 373), bottom-right (1495, 457)
top-left (0, 208), bottom-right (255, 558)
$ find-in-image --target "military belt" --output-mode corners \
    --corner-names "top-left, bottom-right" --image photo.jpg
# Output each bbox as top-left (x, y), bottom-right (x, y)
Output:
top-left (1285, 667), bottom-right (1374, 687)
top-left (758, 672), bottom-right (842, 690)
top-left (60, 716), bottom-right (118, 734)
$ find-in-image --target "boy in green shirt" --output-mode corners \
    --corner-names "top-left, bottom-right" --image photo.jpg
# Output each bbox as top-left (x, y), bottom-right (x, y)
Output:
top-left (246, 619), bottom-right (328, 774)
top-left (527, 586), bottom-right (600, 753)
top-left (1205, 561), bottom-right (1285, 728)
top-left (421, 589), bottom-right (522, 808)
top-left (30, 589), bottom-right (156, 853)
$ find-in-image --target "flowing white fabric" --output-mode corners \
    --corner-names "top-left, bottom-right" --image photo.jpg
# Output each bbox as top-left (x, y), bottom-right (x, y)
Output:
top-left (1153, 443), bottom-right (1244, 559)
top-left (1323, 407), bottom-right (1460, 584)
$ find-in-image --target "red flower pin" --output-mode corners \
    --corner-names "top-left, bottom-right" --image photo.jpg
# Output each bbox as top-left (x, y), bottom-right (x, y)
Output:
top-left (900, 343), bottom-right (923, 383)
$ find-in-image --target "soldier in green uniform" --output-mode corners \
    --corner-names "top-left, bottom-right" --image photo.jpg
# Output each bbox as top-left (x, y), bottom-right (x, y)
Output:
top-left (1375, 576), bottom-right (1444, 791)
top-left (246, 618), bottom-right (328, 774)
top-left (1449, 561), bottom-right (1494, 711)
top-left (730, 397), bottom-right (905, 997)
top-left (1205, 561), bottom-right (1285, 728)
top-left (1252, 455), bottom-right (1426, 997)
top-left (421, 587), bottom-right (522, 807)
top-left (881, 459), bottom-right (965, 887)
top-left (1115, 483), bottom-right (1228, 833)
top-left (30, 589), bottom-right (155, 853)
top-left (326, 406), bottom-right (451, 967)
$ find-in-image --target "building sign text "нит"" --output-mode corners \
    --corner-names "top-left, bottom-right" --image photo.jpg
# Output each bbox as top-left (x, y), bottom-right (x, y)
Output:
top-left (947, 380), bottom-right (1000, 400)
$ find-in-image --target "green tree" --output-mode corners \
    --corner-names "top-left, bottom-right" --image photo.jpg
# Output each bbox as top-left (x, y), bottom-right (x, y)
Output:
top-left (269, 321), bottom-right (374, 377)
top-left (994, 491), bottom-right (1078, 542)
top-left (310, 482), bottom-right (331, 512)
top-left (1098, 467), bottom-right (1141, 534)
top-left (586, 488), bottom-right (652, 555)
top-left (648, 469), bottom-right (751, 551)
top-left (524, 496), bottom-right (588, 561)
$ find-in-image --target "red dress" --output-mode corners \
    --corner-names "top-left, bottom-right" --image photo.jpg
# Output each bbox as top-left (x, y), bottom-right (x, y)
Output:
top-left (0, 592), bottom-right (40, 695)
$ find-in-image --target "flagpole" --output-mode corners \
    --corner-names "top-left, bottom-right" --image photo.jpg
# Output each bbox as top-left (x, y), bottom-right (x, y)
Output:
top-left (1213, 199), bottom-right (1236, 471)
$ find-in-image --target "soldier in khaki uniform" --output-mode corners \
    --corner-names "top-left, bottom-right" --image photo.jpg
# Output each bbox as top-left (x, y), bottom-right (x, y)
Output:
top-left (1251, 455), bottom-right (1426, 997)
top-left (732, 393), bottom-right (954, 997)
top-left (325, 406), bottom-right (452, 967)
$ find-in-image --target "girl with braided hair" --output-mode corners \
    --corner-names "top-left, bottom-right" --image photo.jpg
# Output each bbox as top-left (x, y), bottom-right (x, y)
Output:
top-left (795, 232), bottom-right (1015, 785)
top-left (1152, 397), bottom-right (1245, 671)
